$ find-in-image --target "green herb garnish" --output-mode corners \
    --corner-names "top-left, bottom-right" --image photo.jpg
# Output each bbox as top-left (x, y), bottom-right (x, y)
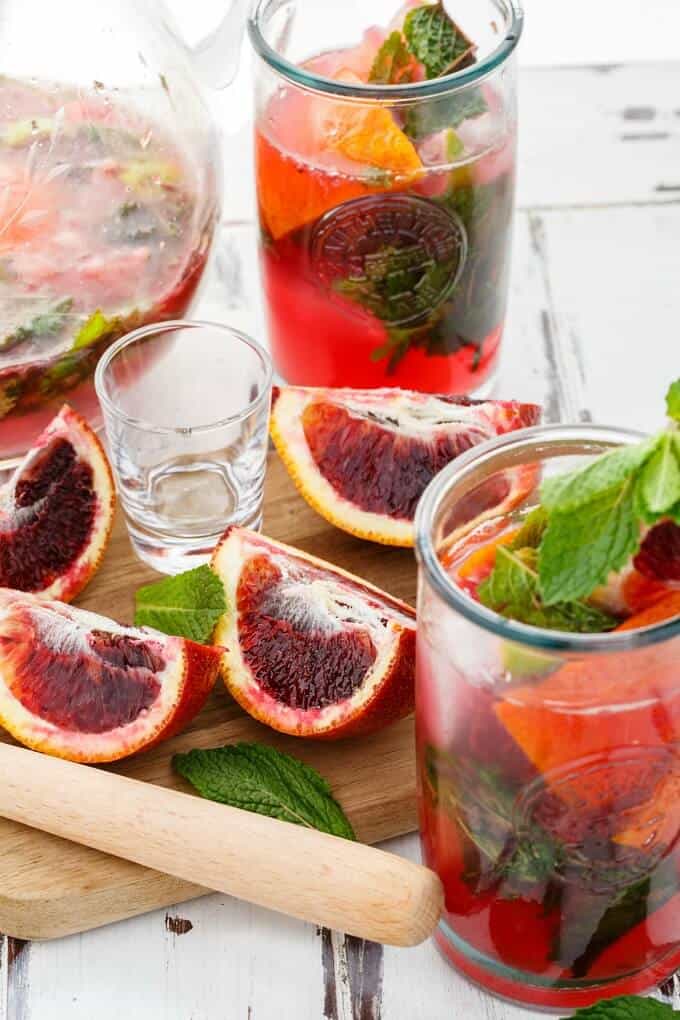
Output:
top-left (404, 90), bottom-right (488, 139)
top-left (570, 996), bottom-right (675, 1019)
top-left (135, 565), bottom-right (226, 643)
top-left (174, 743), bottom-right (356, 840)
top-left (403, 2), bottom-right (476, 77)
top-left (369, 30), bottom-right (415, 84)
top-left (0, 297), bottom-right (73, 352)
top-left (666, 379), bottom-right (680, 421)
top-left (480, 379), bottom-right (680, 624)
top-left (478, 545), bottom-right (617, 633)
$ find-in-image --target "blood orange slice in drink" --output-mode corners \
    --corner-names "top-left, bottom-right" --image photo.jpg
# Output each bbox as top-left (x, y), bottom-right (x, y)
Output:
top-left (0, 589), bottom-right (222, 762)
top-left (0, 404), bottom-right (115, 601)
top-left (211, 526), bottom-right (416, 738)
top-left (270, 385), bottom-right (541, 546)
top-left (256, 69), bottom-right (420, 240)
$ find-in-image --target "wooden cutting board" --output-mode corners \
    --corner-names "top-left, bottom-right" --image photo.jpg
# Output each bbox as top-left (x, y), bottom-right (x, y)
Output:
top-left (0, 455), bottom-right (420, 941)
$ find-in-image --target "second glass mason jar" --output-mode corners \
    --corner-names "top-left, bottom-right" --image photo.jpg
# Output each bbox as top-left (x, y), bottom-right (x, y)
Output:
top-left (414, 425), bottom-right (680, 1009)
top-left (249, 0), bottom-right (522, 396)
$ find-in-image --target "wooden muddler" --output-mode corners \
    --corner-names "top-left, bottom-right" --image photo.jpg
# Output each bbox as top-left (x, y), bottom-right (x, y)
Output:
top-left (0, 743), bottom-right (443, 946)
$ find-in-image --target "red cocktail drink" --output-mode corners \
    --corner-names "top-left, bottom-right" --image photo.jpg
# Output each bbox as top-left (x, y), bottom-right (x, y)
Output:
top-left (414, 425), bottom-right (680, 1008)
top-left (251, 0), bottom-right (520, 395)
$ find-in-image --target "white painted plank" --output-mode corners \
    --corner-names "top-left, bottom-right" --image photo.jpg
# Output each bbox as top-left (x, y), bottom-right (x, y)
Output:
top-left (518, 64), bottom-right (680, 210)
top-left (529, 203), bottom-right (680, 430)
top-left (19, 898), bottom-right (323, 1020)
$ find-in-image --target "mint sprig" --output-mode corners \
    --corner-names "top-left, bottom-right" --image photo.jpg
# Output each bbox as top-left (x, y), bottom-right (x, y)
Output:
top-left (369, 31), bottom-right (415, 84)
top-left (174, 743), bottom-right (356, 840)
top-left (403, 2), bottom-right (475, 78)
top-left (479, 378), bottom-right (680, 619)
top-left (571, 996), bottom-right (674, 1019)
top-left (135, 565), bottom-right (226, 643)
top-left (538, 414), bottom-right (680, 604)
top-left (478, 545), bottom-right (617, 633)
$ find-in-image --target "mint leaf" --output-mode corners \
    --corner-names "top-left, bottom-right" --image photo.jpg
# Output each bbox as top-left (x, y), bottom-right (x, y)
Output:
top-left (174, 743), bottom-right (356, 840)
top-left (336, 245), bottom-right (456, 325)
top-left (572, 996), bottom-right (674, 1019)
top-left (666, 378), bottom-right (680, 422)
top-left (540, 441), bottom-right (658, 513)
top-left (135, 565), bottom-right (226, 643)
top-left (478, 545), bottom-right (617, 633)
top-left (403, 3), bottom-right (475, 78)
top-left (1, 297), bottom-right (73, 352)
top-left (638, 432), bottom-right (680, 516)
top-left (538, 478), bottom-right (640, 605)
top-left (426, 748), bottom-right (562, 891)
top-left (369, 31), bottom-right (415, 84)
top-left (404, 89), bottom-right (488, 139)
top-left (72, 309), bottom-right (115, 350)
top-left (509, 505), bottom-right (548, 550)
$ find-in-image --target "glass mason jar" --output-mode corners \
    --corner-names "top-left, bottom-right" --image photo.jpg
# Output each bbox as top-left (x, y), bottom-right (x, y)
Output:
top-left (414, 425), bottom-right (680, 1010)
top-left (249, 0), bottom-right (522, 396)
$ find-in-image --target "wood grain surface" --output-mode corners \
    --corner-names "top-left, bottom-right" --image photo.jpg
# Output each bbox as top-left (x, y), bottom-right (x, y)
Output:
top-left (0, 455), bottom-right (422, 941)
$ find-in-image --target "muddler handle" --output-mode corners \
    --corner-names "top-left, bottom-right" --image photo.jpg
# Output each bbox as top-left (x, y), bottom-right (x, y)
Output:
top-left (0, 742), bottom-right (443, 946)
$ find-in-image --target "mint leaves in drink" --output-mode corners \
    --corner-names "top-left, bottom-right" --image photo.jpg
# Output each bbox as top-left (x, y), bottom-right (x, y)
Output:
top-left (174, 742), bottom-right (356, 840)
top-left (478, 544), bottom-right (617, 632)
top-left (403, 2), bottom-right (476, 77)
top-left (135, 565), bottom-right (226, 643)
top-left (571, 997), bottom-right (675, 1019)
top-left (480, 379), bottom-right (680, 627)
top-left (369, 31), bottom-right (416, 84)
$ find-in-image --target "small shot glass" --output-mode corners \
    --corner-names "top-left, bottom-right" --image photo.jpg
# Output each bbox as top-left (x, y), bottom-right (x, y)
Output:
top-left (95, 320), bottom-right (273, 574)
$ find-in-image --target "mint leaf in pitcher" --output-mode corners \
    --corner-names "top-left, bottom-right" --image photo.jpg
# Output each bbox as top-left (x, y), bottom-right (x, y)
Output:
top-left (174, 742), bottom-right (356, 840)
top-left (403, 2), bottom-right (476, 77)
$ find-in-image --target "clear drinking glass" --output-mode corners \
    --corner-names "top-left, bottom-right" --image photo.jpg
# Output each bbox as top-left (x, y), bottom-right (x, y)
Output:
top-left (250, 0), bottom-right (522, 396)
top-left (414, 425), bottom-right (680, 1010)
top-left (95, 320), bottom-right (272, 573)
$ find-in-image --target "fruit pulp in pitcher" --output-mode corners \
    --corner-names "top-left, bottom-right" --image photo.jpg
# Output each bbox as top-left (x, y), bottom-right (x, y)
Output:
top-left (416, 514), bottom-right (680, 1007)
top-left (0, 78), bottom-right (216, 463)
top-left (255, 17), bottom-right (516, 395)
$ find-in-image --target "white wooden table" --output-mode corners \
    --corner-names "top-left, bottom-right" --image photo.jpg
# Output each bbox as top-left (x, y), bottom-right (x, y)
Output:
top-left (2, 58), bottom-right (680, 1020)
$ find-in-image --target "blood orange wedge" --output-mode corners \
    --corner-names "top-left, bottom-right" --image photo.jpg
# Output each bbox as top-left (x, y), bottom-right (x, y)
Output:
top-left (0, 589), bottom-right (222, 762)
top-left (325, 71), bottom-right (421, 174)
top-left (211, 526), bottom-right (416, 739)
top-left (0, 404), bottom-right (115, 601)
top-left (256, 70), bottom-right (420, 240)
top-left (270, 386), bottom-right (541, 546)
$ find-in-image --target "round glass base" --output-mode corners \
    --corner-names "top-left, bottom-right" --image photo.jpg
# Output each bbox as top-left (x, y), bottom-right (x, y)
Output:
top-left (127, 512), bottom-right (263, 576)
top-left (434, 922), bottom-right (680, 1011)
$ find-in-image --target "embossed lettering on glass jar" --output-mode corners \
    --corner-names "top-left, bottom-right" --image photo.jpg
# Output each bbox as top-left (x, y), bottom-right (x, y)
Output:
top-left (310, 194), bottom-right (467, 327)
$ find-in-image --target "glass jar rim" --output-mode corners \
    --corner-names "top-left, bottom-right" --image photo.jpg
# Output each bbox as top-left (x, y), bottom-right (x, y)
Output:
top-left (248, 0), bottom-right (524, 101)
top-left (94, 319), bottom-right (273, 435)
top-left (414, 423), bottom-right (680, 653)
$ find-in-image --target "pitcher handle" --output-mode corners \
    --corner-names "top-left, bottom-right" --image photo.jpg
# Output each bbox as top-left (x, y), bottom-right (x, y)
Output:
top-left (165, 0), bottom-right (250, 90)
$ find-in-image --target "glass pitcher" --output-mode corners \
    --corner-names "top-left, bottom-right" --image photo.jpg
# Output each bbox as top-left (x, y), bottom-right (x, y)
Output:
top-left (0, 0), bottom-right (247, 468)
